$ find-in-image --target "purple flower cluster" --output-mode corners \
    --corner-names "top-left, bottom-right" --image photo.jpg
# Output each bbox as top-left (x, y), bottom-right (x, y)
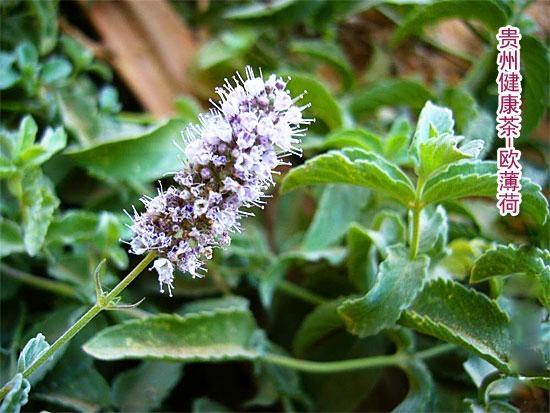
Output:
top-left (129, 67), bottom-right (311, 296)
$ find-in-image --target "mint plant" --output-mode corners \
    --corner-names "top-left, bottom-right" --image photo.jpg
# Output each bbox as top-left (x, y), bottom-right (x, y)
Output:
top-left (1, 0), bottom-right (548, 412)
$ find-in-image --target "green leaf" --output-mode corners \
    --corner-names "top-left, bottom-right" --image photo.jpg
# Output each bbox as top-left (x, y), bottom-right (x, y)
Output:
top-left (441, 87), bottom-right (495, 159)
top-left (292, 298), bottom-right (345, 356)
top-left (521, 36), bottom-right (548, 135)
top-left (196, 29), bottom-right (258, 70)
top-left (0, 374), bottom-right (30, 413)
top-left (338, 245), bottom-right (429, 337)
top-left (17, 333), bottom-right (50, 373)
top-left (192, 397), bottom-right (231, 412)
top-left (364, 211), bottom-right (407, 257)
top-left (57, 88), bottom-right (100, 145)
top-left (290, 40), bottom-right (354, 90)
top-left (421, 161), bottom-right (549, 225)
top-left (281, 72), bottom-right (344, 130)
top-left (18, 126), bottom-right (67, 168)
top-left (224, 0), bottom-right (298, 19)
top-left (0, 218), bottom-right (25, 257)
top-left (178, 296), bottom-right (250, 315)
top-left (400, 279), bottom-right (512, 372)
top-left (21, 169), bottom-right (59, 256)
top-left (0, 52), bottom-right (19, 90)
top-left (66, 119), bottom-right (187, 183)
top-left (347, 223), bottom-right (378, 293)
top-left (84, 309), bottom-right (259, 362)
top-left (350, 79), bottom-right (435, 118)
top-left (16, 116), bottom-right (38, 155)
top-left (60, 36), bottom-right (94, 71)
top-left (471, 245), bottom-right (549, 309)
top-left (417, 134), bottom-right (483, 179)
top-left (417, 205), bottom-right (448, 257)
top-left (302, 184), bottom-right (370, 251)
top-left (384, 116), bottom-right (412, 165)
top-left (46, 210), bottom-right (98, 244)
top-left (281, 148), bottom-right (416, 206)
top-left (98, 86), bottom-right (121, 114)
top-left (27, 0), bottom-right (58, 54)
top-left (391, 0), bottom-right (507, 46)
top-left (412, 101), bottom-right (454, 156)
top-left (15, 41), bottom-right (38, 71)
top-left (41, 57), bottom-right (72, 84)
top-left (307, 129), bottom-right (383, 153)
top-left (393, 360), bottom-right (433, 413)
top-left (112, 361), bottom-right (183, 412)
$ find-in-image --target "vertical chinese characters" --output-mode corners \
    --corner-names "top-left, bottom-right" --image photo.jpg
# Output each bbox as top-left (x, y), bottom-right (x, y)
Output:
top-left (496, 26), bottom-right (522, 216)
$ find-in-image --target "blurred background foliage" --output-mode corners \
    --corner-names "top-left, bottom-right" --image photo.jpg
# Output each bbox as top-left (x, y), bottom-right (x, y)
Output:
top-left (0, 0), bottom-right (548, 412)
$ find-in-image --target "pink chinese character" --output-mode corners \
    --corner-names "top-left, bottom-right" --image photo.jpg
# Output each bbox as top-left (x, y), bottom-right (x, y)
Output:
top-left (498, 94), bottom-right (521, 115)
top-left (497, 192), bottom-right (521, 216)
top-left (498, 170), bottom-right (522, 192)
top-left (497, 115), bottom-right (521, 138)
top-left (498, 148), bottom-right (522, 169)
top-left (498, 50), bottom-right (520, 71)
top-left (497, 71), bottom-right (522, 93)
top-left (497, 26), bottom-right (521, 49)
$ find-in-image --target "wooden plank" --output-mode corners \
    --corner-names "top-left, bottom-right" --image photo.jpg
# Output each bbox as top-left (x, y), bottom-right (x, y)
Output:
top-left (78, 0), bottom-right (198, 117)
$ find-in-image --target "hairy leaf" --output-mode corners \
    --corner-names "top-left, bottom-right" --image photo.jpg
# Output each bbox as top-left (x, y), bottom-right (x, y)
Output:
top-left (471, 245), bottom-right (549, 309)
top-left (84, 309), bottom-right (259, 362)
top-left (281, 148), bottom-right (416, 206)
top-left (400, 279), bottom-right (512, 371)
top-left (338, 245), bottom-right (429, 337)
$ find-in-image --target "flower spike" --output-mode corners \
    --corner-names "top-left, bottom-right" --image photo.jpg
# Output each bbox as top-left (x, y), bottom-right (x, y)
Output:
top-left (129, 67), bottom-right (311, 295)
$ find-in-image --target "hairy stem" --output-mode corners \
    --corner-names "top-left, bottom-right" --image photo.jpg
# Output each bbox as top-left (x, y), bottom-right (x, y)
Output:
top-left (262, 343), bottom-right (455, 374)
top-left (0, 252), bottom-right (156, 401)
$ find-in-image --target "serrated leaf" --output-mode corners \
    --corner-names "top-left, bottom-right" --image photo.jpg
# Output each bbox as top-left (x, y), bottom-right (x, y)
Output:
top-left (112, 361), bottom-right (183, 412)
top-left (281, 148), bottom-right (416, 206)
top-left (18, 127), bottom-right (67, 168)
top-left (0, 52), bottom-right (19, 90)
top-left (391, 0), bottom-right (507, 46)
top-left (0, 374), bottom-right (30, 413)
top-left (421, 160), bottom-right (548, 225)
top-left (350, 79), bottom-right (435, 118)
top-left (17, 333), bottom-right (50, 373)
top-left (21, 169), bottom-right (59, 256)
top-left (393, 360), bottom-right (433, 413)
top-left (293, 298), bottom-right (345, 356)
top-left (282, 72), bottom-right (343, 130)
top-left (66, 119), bottom-right (187, 183)
top-left (46, 210), bottom-right (98, 244)
top-left (400, 279), bottom-right (512, 372)
top-left (384, 116), bottom-right (412, 165)
top-left (16, 116), bottom-right (38, 155)
top-left (338, 245), bottom-right (429, 337)
top-left (471, 245), bottom-right (549, 309)
top-left (417, 134), bottom-right (483, 178)
top-left (0, 218), bottom-right (25, 257)
top-left (302, 184), bottom-right (370, 251)
top-left (84, 309), bottom-right (259, 362)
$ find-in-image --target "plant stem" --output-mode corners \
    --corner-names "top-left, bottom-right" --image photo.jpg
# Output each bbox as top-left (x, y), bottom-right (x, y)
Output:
top-left (0, 263), bottom-right (79, 299)
top-left (277, 280), bottom-right (327, 305)
top-left (262, 343), bottom-right (455, 374)
top-left (409, 177), bottom-right (425, 259)
top-left (0, 252), bottom-right (156, 401)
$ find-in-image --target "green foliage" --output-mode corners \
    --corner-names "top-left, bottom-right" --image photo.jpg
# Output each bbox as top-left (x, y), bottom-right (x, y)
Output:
top-left (1, 0), bottom-right (548, 411)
